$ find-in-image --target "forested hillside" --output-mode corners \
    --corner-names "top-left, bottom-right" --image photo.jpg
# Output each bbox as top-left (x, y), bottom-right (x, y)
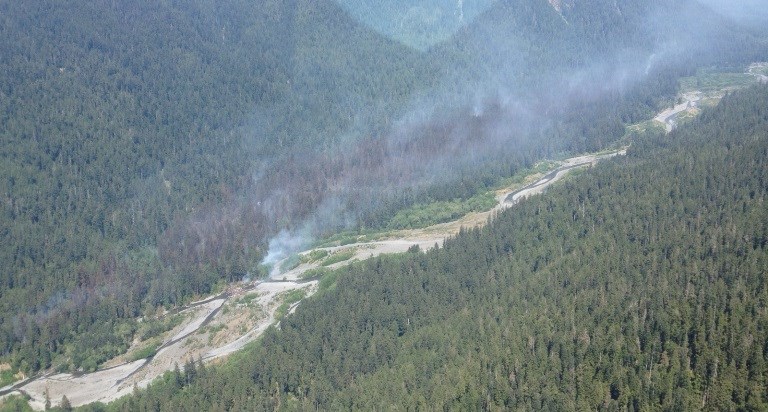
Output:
top-left (253, 0), bottom-right (768, 237)
top-left (0, 0), bottom-right (435, 373)
top-left (101, 86), bottom-right (768, 410)
top-left (1, 0), bottom-right (766, 378)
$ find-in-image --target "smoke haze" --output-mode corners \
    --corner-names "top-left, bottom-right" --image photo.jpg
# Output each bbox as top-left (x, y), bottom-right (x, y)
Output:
top-left (187, 0), bottom-right (768, 276)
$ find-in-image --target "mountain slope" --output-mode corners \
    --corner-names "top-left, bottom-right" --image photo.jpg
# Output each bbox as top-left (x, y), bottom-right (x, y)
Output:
top-left (104, 84), bottom-right (768, 410)
top-left (72, 2), bottom-right (768, 409)
top-left (0, 0), bottom-right (434, 372)
top-left (1, 0), bottom-right (766, 379)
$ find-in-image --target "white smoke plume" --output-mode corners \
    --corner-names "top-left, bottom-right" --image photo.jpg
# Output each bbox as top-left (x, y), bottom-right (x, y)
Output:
top-left (261, 229), bottom-right (310, 277)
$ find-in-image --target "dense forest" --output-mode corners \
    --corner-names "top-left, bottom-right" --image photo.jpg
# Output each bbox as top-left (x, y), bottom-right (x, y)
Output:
top-left (0, 0), bottom-right (438, 373)
top-left (90, 84), bottom-right (768, 411)
top-left (1, 0), bottom-right (767, 380)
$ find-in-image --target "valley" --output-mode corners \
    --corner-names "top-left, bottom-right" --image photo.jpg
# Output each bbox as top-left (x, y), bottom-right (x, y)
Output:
top-left (1, 1), bottom-right (767, 409)
top-left (0, 147), bottom-right (623, 409)
top-left (653, 63), bottom-right (767, 132)
top-left (2, 61), bottom-right (761, 408)
top-left (94, 85), bottom-right (768, 410)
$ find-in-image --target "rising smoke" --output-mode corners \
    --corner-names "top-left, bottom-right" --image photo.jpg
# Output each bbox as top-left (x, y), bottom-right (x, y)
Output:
top-left (262, 229), bottom-right (310, 276)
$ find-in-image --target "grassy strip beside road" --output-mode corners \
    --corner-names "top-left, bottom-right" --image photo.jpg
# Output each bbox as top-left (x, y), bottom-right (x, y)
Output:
top-left (387, 193), bottom-right (497, 229)
top-left (320, 251), bottom-right (356, 267)
top-left (274, 290), bottom-right (308, 320)
top-left (127, 342), bottom-right (160, 362)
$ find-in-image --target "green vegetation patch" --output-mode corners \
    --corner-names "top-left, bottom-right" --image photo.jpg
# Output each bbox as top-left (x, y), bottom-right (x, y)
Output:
top-left (299, 267), bottom-right (331, 280)
top-left (0, 368), bottom-right (19, 388)
top-left (626, 120), bottom-right (666, 137)
top-left (0, 394), bottom-right (33, 412)
top-left (274, 289), bottom-right (308, 320)
top-left (138, 315), bottom-right (183, 341)
top-left (320, 251), bottom-right (356, 267)
top-left (233, 293), bottom-right (259, 306)
top-left (680, 69), bottom-right (756, 93)
top-left (313, 231), bottom-right (382, 249)
top-left (383, 158), bottom-right (575, 233)
top-left (201, 323), bottom-right (227, 336)
top-left (495, 160), bottom-right (559, 189)
top-left (127, 341), bottom-right (160, 362)
top-left (311, 160), bottom-right (564, 248)
top-left (317, 270), bottom-right (340, 294)
top-left (676, 108), bottom-right (701, 125)
top-left (300, 250), bottom-right (329, 264)
top-left (699, 97), bottom-right (723, 108)
top-left (61, 320), bottom-right (136, 372)
top-left (387, 192), bottom-right (497, 230)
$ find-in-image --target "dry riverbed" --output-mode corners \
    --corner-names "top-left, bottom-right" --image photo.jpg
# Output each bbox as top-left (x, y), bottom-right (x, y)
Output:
top-left (0, 280), bottom-right (317, 409)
